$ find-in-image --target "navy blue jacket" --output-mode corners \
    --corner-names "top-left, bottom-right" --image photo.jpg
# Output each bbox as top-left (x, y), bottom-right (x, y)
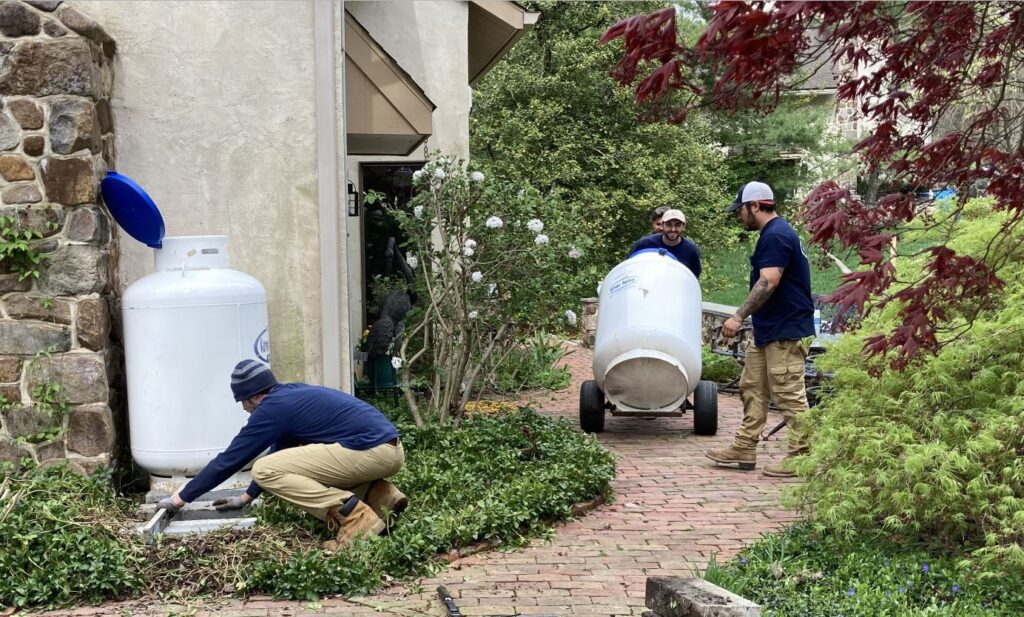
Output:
top-left (179, 383), bottom-right (399, 502)
top-left (629, 233), bottom-right (702, 278)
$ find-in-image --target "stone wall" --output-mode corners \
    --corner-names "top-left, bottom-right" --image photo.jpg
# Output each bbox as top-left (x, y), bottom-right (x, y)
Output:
top-left (0, 0), bottom-right (119, 474)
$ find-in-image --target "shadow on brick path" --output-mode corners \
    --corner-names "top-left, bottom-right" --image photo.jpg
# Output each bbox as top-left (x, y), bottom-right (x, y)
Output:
top-left (56, 343), bottom-right (800, 617)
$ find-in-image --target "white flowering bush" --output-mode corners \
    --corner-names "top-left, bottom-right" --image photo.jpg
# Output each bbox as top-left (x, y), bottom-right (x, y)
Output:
top-left (388, 153), bottom-right (587, 424)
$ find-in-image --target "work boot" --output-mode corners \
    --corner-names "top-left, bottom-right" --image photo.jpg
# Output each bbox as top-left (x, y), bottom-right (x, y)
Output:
top-left (364, 479), bottom-right (408, 520)
top-left (705, 445), bottom-right (756, 470)
top-left (763, 456), bottom-right (800, 478)
top-left (322, 495), bottom-right (386, 552)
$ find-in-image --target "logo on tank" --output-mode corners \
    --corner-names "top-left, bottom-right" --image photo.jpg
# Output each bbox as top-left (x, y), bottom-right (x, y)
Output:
top-left (254, 328), bottom-right (271, 363)
top-left (609, 275), bottom-right (638, 295)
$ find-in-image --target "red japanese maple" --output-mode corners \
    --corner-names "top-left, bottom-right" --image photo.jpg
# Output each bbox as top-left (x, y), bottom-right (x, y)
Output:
top-left (602, 1), bottom-right (1023, 368)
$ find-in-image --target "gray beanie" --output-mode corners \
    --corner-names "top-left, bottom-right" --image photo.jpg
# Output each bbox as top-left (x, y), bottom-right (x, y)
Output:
top-left (230, 359), bottom-right (278, 401)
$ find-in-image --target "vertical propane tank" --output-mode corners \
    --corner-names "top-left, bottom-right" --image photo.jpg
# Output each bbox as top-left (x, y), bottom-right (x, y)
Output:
top-left (122, 236), bottom-right (269, 476)
top-left (101, 172), bottom-right (271, 478)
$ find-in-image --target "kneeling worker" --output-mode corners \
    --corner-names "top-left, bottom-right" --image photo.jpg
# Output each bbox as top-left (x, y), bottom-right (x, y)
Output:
top-left (158, 359), bottom-right (406, 550)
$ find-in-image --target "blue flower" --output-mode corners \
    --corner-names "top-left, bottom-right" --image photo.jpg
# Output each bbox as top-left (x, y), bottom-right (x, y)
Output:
top-left (739, 556), bottom-right (748, 565)
top-left (952, 584), bottom-right (960, 594)
top-left (898, 586), bottom-right (907, 593)
top-left (883, 559), bottom-right (889, 566)
top-left (884, 591), bottom-right (892, 597)
top-left (846, 588), bottom-right (856, 596)
top-left (922, 563), bottom-right (930, 574)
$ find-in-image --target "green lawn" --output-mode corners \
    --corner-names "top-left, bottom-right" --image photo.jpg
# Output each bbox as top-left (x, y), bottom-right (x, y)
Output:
top-left (703, 236), bottom-right (853, 307)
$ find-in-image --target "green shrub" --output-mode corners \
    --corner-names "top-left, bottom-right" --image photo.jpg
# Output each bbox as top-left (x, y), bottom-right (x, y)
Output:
top-left (706, 523), bottom-right (1024, 616)
top-left (485, 333), bottom-right (572, 394)
top-left (793, 199), bottom-right (1024, 569)
top-left (1, 409), bottom-right (614, 607)
top-left (0, 465), bottom-right (145, 608)
top-left (702, 347), bottom-right (742, 383)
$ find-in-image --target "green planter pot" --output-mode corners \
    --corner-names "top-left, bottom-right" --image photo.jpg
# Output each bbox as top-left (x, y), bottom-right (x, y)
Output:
top-left (366, 357), bottom-right (396, 388)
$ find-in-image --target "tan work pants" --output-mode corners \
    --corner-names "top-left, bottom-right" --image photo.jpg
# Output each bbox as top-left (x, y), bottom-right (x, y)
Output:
top-left (734, 338), bottom-right (810, 455)
top-left (251, 441), bottom-right (404, 521)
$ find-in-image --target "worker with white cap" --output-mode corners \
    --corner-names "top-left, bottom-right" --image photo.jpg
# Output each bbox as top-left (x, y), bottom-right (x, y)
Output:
top-left (628, 206), bottom-right (702, 278)
top-left (706, 181), bottom-right (815, 477)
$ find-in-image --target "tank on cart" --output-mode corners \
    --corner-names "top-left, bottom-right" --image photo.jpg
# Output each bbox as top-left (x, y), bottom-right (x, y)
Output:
top-left (580, 249), bottom-right (717, 434)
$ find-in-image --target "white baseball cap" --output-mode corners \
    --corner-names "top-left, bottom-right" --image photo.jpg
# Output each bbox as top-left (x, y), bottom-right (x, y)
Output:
top-left (726, 181), bottom-right (774, 213)
top-left (661, 209), bottom-right (686, 224)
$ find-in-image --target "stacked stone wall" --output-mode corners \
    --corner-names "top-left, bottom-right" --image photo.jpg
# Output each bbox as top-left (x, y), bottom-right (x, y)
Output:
top-left (0, 0), bottom-right (120, 474)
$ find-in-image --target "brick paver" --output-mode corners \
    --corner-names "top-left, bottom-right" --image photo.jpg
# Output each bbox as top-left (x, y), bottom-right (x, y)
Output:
top-left (58, 343), bottom-right (799, 617)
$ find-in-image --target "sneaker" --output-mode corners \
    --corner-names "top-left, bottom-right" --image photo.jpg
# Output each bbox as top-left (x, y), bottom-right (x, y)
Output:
top-left (705, 446), bottom-right (756, 470)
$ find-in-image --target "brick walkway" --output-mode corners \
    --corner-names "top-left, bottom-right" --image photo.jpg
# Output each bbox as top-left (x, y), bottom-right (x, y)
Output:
top-left (58, 343), bottom-right (800, 617)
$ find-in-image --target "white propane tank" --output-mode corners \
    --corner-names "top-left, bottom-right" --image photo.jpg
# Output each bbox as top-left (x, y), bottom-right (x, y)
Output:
top-left (123, 236), bottom-right (271, 476)
top-left (592, 250), bottom-right (703, 412)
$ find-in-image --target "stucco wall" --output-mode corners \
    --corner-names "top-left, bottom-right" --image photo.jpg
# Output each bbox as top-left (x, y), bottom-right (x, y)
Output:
top-left (345, 0), bottom-right (470, 335)
top-left (74, 0), bottom-right (322, 383)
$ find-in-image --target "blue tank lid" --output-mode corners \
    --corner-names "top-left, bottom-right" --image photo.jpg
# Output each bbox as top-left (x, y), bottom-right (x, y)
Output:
top-left (100, 172), bottom-right (165, 248)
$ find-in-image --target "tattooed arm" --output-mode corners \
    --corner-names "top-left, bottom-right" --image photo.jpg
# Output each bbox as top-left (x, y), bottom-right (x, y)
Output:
top-left (722, 267), bottom-right (784, 337)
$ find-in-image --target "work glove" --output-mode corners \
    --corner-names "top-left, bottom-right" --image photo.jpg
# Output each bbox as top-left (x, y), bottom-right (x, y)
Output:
top-left (156, 497), bottom-right (183, 514)
top-left (212, 495), bottom-right (248, 511)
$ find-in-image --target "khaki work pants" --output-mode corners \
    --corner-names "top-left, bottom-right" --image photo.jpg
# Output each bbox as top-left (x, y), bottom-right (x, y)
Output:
top-left (251, 441), bottom-right (404, 521)
top-left (734, 338), bottom-right (810, 455)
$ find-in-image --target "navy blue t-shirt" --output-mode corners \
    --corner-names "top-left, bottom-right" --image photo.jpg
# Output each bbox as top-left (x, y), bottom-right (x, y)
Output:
top-left (630, 233), bottom-right (702, 278)
top-left (749, 217), bottom-right (815, 347)
top-left (179, 383), bottom-right (399, 502)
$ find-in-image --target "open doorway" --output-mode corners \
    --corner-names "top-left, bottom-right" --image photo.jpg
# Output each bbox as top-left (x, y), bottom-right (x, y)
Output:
top-left (359, 162), bottom-right (424, 325)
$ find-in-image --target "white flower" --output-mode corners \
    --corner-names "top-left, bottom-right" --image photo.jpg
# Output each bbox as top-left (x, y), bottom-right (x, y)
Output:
top-left (487, 283), bottom-right (497, 296)
top-left (527, 219), bottom-right (544, 233)
top-left (464, 239), bottom-right (477, 250)
top-left (565, 310), bottom-right (578, 326)
top-left (413, 205), bottom-right (424, 219)
top-left (412, 169), bottom-right (424, 182)
top-left (485, 216), bottom-right (504, 229)
top-left (463, 246), bottom-right (475, 257)
top-left (516, 189), bottom-right (526, 199)
top-left (534, 234), bottom-right (549, 246)
top-left (391, 356), bottom-right (404, 369)
top-left (470, 171), bottom-right (485, 183)
top-left (406, 254), bottom-right (418, 269)
top-left (434, 168), bottom-right (447, 180)
top-left (468, 310), bottom-right (479, 319)
top-left (471, 271), bottom-right (483, 283)
top-left (568, 247), bottom-right (581, 259)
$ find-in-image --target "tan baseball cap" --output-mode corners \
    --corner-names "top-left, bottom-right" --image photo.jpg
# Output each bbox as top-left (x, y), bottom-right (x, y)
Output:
top-left (661, 209), bottom-right (686, 224)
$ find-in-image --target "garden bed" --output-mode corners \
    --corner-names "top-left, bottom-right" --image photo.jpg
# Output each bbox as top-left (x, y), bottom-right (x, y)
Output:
top-left (0, 408), bottom-right (614, 610)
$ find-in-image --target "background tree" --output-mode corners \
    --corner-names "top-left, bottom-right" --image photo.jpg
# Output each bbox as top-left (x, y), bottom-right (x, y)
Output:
top-left (471, 1), bottom-right (730, 294)
top-left (602, 1), bottom-right (1024, 367)
top-left (472, 1), bottom-right (837, 297)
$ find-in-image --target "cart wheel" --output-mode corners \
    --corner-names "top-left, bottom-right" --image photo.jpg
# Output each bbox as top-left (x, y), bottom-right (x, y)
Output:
top-left (693, 380), bottom-right (718, 435)
top-left (579, 379), bottom-right (605, 434)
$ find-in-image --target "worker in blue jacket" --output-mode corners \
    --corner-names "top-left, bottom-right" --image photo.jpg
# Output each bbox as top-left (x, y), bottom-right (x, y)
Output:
top-left (629, 208), bottom-right (702, 278)
top-left (157, 359), bottom-right (406, 551)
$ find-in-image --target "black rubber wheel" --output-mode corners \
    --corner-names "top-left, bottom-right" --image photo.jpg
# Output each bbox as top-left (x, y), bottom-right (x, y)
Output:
top-left (693, 380), bottom-right (719, 435)
top-left (579, 379), bottom-right (605, 433)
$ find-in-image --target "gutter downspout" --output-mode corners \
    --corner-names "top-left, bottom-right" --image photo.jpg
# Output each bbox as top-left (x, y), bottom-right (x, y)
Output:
top-left (313, 0), bottom-right (352, 391)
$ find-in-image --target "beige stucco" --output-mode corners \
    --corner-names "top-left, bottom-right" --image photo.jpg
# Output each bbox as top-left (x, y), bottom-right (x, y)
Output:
top-left (76, 0), bottom-right (324, 383)
top-left (345, 0), bottom-right (471, 335)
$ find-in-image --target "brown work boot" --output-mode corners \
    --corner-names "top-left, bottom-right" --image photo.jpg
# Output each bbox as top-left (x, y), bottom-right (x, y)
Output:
top-left (705, 445), bottom-right (756, 470)
top-left (364, 479), bottom-right (408, 520)
top-left (763, 456), bottom-right (800, 478)
top-left (322, 495), bottom-right (386, 552)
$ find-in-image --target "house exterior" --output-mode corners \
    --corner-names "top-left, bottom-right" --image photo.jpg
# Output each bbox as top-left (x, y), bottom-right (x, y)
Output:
top-left (0, 0), bottom-right (536, 472)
